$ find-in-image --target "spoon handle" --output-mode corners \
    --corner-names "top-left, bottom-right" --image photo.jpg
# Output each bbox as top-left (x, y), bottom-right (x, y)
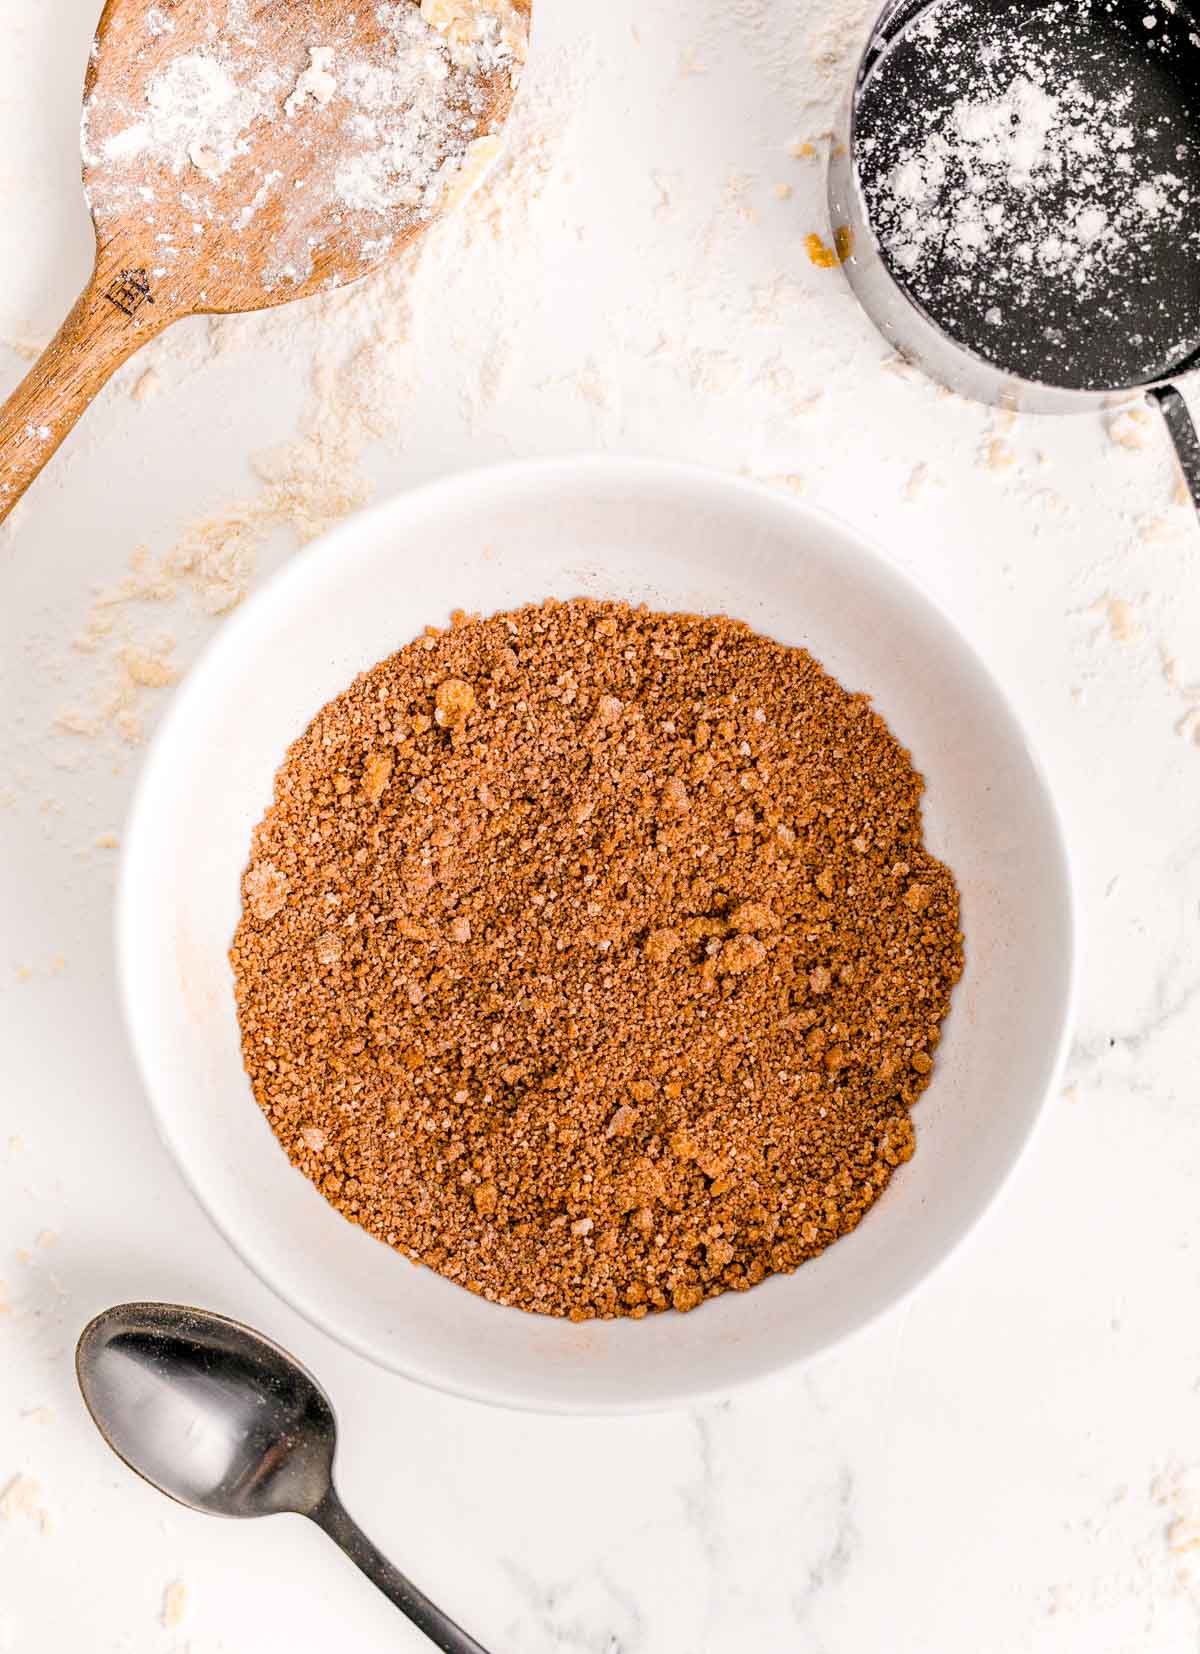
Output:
top-left (311, 1488), bottom-right (494, 1654)
top-left (0, 266), bottom-right (169, 528)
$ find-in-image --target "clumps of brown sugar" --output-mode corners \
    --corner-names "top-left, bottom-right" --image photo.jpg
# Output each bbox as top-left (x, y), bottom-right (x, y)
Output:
top-left (230, 600), bottom-right (964, 1321)
top-left (243, 862), bottom-right (288, 921)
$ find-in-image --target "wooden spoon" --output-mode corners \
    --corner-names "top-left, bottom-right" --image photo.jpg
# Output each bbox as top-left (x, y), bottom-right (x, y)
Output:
top-left (0, 0), bottom-right (529, 527)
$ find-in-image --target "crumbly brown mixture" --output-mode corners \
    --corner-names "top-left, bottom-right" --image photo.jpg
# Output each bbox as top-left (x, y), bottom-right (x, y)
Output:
top-left (230, 600), bottom-right (964, 1320)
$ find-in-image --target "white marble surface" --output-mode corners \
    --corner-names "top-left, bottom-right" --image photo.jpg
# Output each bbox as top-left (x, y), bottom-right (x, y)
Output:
top-left (2, 1), bottom-right (1200, 1649)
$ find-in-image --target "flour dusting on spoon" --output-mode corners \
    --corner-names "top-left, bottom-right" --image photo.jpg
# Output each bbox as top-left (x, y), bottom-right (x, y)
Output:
top-left (81, 0), bottom-right (529, 294)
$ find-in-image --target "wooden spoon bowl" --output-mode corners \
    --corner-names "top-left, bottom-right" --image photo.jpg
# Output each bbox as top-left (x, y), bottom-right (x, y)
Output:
top-left (0, 0), bottom-right (529, 525)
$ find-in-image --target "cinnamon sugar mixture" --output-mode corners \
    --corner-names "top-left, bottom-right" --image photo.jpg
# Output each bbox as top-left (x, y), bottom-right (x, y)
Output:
top-left (230, 600), bottom-right (964, 1320)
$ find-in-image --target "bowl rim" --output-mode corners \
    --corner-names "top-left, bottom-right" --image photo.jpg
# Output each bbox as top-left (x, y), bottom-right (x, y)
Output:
top-left (116, 453), bottom-right (1079, 1413)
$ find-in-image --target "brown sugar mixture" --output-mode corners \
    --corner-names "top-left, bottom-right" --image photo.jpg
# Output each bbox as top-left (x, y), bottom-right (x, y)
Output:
top-left (230, 600), bottom-right (964, 1320)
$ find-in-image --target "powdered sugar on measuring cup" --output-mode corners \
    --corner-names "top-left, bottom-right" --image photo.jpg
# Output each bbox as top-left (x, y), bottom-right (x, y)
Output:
top-left (856, 0), bottom-right (1199, 329)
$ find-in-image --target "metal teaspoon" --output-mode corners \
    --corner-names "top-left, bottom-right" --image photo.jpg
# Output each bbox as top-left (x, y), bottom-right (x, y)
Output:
top-left (77, 1302), bottom-right (492, 1654)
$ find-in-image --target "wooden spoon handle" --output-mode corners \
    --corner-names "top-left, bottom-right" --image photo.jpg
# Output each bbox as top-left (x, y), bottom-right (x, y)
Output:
top-left (0, 266), bottom-right (171, 528)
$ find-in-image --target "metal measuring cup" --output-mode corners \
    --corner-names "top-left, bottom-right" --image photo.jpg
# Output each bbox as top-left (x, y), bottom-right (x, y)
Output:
top-left (828, 0), bottom-right (1200, 508)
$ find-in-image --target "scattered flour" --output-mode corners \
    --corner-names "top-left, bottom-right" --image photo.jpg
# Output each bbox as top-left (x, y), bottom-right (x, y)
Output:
top-left (1095, 592), bottom-right (1142, 645)
top-left (570, 357), bottom-right (614, 411)
top-left (58, 626), bottom-right (180, 746)
top-left (1161, 647), bottom-right (1200, 744)
top-left (130, 367), bottom-right (162, 403)
top-left (750, 470), bottom-right (807, 496)
top-left (979, 437), bottom-right (1017, 473)
top-left (1108, 405), bottom-right (1156, 452)
top-left (1153, 1466), bottom-right (1200, 1585)
top-left (0, 1475), bottom-right (52, 1535)
top-left (1, 333), bottom-right (49, 364)
top-left (688, 348), bottom-right (740, 395)
top-left (160, 1582), bottom-right (187, 1630)
top-left (284, 47), bottom-right (337, 118)
top-left (86, 52), bottom-right (273, 179)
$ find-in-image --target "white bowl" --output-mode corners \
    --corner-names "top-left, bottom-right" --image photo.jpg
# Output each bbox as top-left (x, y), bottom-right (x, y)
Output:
top-left (119, 457), bottom-right (1076, 1413)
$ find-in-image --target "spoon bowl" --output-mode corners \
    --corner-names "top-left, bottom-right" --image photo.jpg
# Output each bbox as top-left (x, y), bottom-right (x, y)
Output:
top-left (0, 0), bottom-right (529, 525)
top-left (77, 1301), bottom-right (493, 1653)
top-left (77, 1302), bottom-right (337, 1519)
top-left (81, 0), bottom-right (528, 314)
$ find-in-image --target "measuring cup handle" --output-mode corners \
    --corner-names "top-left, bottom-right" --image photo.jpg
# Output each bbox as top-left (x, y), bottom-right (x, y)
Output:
top-left (1148, 384), bottom-right (1200, 518)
